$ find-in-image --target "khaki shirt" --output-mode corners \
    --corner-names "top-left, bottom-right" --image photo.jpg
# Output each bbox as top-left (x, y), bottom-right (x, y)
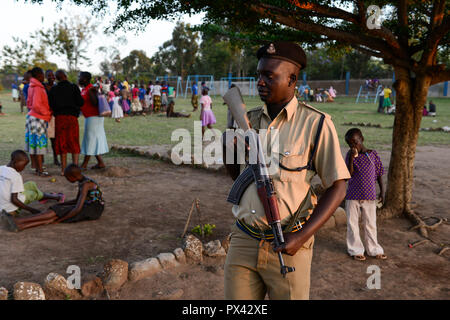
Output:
top-left (231, 96), bottom-right (350, 230)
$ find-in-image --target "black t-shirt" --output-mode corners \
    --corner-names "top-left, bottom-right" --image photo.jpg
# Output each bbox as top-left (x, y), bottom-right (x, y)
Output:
top-left (49, 80), bottom-right (84, 117)
top-left (429, 103), bottom-right (436, 113)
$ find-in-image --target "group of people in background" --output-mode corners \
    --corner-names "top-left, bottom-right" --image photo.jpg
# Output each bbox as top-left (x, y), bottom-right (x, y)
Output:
top-left (18, 68), bottom-right (108, 177)
top-left (95, 77), bottom-right (178, 122)
top-left (296, 85), bottom-right (337, 103)
top-left (8, 71), bottom-right (219, 176)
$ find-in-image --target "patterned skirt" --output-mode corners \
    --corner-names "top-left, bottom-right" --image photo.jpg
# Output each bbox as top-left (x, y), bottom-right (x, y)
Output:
top-left (131, 97), bottom-right (143, 112)
top-left (55, 115), bottom-right (80, 155)
top-left (153, 95), bottom-right (161, 112)
top-left (25, 115), bottom-right (48, 155)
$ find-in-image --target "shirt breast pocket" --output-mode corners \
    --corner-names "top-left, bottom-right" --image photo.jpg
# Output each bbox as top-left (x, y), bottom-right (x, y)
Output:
top-left (278, 149), bottom-right (309, 182)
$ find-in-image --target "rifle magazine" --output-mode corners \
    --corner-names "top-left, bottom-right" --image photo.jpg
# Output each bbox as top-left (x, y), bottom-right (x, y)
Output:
top-left (226, 167), bottom-right (254, 205)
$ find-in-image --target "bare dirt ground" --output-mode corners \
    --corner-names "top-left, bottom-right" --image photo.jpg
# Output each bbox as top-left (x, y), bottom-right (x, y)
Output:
top-left (0, 146), bottom-right (449, 299)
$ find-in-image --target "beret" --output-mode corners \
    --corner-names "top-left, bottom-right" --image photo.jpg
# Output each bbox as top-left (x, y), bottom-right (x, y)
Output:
top-left (257, 41), bottom-right (307, 70)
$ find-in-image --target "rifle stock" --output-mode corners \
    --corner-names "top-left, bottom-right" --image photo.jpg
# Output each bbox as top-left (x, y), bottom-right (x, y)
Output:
top-left (222, 86), bottom-right (251, 131)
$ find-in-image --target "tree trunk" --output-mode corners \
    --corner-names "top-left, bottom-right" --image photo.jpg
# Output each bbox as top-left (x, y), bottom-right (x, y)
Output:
top-left (381, 67), bottom-right (432, 218)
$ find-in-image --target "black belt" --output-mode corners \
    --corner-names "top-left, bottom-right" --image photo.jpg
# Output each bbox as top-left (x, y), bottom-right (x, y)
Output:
top-left (236, 216), bottom-right (309, 242)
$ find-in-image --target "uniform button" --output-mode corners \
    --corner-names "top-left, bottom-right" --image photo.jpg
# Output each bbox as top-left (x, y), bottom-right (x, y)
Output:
top-left (251, 209), bottom-right (256, 214)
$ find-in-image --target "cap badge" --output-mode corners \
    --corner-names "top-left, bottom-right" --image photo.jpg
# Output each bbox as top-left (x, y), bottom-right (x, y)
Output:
top-left (267, 43), bottom-right (276, 54)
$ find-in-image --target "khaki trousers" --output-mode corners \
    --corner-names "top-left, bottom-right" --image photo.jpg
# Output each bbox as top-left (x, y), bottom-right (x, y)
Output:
top-left (345, 200), bottom-right (384, 256)
top-left (224, 223), bottom-right (314, 300)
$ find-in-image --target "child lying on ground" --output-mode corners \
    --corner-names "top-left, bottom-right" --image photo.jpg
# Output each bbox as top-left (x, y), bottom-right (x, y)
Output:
top-left (2, 163), bottom-right (104, 232)
top-left (0, 150), bottom-right (64, 216)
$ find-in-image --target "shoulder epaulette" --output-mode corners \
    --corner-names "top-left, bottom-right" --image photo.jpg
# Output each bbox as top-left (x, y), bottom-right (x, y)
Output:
top-left (247, 106), bottom-right (264, 130)
top-left (247, 106), bottom-right (264, 114)
top-left (299, 101), bottom-right (330, 119)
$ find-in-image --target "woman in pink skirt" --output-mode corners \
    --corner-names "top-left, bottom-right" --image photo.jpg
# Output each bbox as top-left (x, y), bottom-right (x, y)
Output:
top-left (199, 88), bottom-right (216, 137)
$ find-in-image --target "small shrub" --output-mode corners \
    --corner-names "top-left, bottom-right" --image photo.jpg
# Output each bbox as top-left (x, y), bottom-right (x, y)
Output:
top-left (191, 223), bottom-right (216, 237)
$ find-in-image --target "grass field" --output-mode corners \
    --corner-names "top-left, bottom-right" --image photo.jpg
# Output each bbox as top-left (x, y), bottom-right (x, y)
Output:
top-left (0, 91), bottom-right (449, 163)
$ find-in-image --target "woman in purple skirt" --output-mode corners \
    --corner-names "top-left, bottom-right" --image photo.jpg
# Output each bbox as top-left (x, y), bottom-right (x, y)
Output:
top-left (199, 88), bottom-right (216, 137)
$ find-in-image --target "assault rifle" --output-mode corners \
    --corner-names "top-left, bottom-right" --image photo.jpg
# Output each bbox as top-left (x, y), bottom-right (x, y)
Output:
top-left (222, 87), bottom-right (295, 277)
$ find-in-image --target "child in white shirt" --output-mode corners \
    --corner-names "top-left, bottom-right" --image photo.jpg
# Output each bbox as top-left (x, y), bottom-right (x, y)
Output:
top-left (0, 150), bottom-right (63, 216)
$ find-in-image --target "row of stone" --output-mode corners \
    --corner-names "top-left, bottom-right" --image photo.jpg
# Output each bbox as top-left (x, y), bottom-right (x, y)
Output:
top-left (0, 235), bottom-right (228, 301)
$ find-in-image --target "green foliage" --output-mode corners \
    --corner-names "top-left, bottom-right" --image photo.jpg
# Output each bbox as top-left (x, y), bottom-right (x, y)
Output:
top-left (305, 47), bottom-right (393, 80)
top-left (194, 28), bottom-right (259, 78)
top-left (191, 223), bottom-right (216, 237)
top-left (122, 49), bottom-right (154, 80)
top-left (152, 22), bottom-right (200, 78)
top-left (39, 15), bottom-right (96, 72)
top-left (0, 36), bottom-right (56, 75)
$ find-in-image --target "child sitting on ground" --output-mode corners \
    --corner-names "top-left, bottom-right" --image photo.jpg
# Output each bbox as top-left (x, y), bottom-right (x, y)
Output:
top-left (2, 163), bottom-right (105, 232)
top-left (344, 128), bottom-right (387, 261)
top-left (166, 101), bottom-right (191, 118)
top-left (0, 150), bottom-right (63, 216)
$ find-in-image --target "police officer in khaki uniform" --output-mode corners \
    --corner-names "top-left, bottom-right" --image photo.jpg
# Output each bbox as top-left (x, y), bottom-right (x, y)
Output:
top-left (223, 41), bottom-right (351, 300)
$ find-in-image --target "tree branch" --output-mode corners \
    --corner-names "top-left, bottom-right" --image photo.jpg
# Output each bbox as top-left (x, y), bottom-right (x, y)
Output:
top-left (288, 0), bottom-right (359, 24)
top-left (287, 1), bottom-right (403, 55)
top-left (350, 45), bottom-right (384, 59)
top-left (421, 16), bottom-right (450, 65)
top-left (354, 1), bottom-right (402, 53)
top-left (430, 67), bottom-right (450, 85)
top-left (397, 0), bottom-right (409, 48)
top-left (251, 3), bottom-right (394, 58)
top-left (430, 0), bottom-right (446, 29)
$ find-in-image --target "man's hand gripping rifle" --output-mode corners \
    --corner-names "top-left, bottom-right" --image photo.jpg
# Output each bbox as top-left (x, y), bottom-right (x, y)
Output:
top-left (222, 87), bottom-right (295, 278)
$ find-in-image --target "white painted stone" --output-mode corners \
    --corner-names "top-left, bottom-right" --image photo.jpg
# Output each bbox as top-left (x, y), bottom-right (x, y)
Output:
top-left (13, 282), bottom-right (45, 300)
top-left (173, 248), bottom-right (186, 264)
top-left (101, 259), bottom-right (129, 292)
top-left (44, 272), bottom-right (81, 300)
top-left (157, 252), bottom-right (180, 269)
top-left (322, 216), bottom-right (336, 229)
top-left (334, 207), bottom-right (347, 226)
top-left (204, 240), bottom-right (227, 257)
top-left (0, 287), bottom-right (8, 300)
top-left (183, 234), bottom-right (203, 263)
top-left (128, 258), bottom-right (162, 282)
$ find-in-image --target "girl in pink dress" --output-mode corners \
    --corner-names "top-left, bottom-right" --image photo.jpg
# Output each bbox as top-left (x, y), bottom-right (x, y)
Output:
top-left (199, 88), bottom-right (216, 137)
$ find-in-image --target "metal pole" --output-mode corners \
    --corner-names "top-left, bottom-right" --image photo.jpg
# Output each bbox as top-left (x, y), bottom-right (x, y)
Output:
top-left (345, 71), bottom-right (350, 95)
